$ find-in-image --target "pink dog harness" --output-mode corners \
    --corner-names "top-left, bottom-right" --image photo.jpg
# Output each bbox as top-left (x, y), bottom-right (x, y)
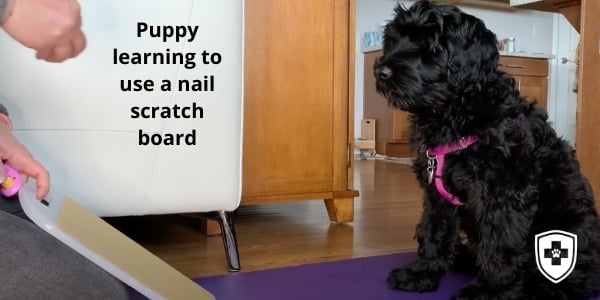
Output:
top-left (426, 136), bottom-right (478, 206)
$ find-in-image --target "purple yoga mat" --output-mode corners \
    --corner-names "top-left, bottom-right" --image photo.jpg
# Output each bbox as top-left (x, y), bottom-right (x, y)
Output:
top-left (127, 251), bottom-right (600, 299)
top-left (129, 252), bottom-right (472, 299)
top-left (193, 252), bottom-right (471, 300)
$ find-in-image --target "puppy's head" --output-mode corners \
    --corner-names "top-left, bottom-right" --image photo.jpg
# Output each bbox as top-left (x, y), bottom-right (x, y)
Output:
top-left (374, 0), bottom-right (499, 114)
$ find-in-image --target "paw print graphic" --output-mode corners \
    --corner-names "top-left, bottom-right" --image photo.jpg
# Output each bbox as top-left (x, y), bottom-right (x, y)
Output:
top-left (552, 248), bottom-right (562, 259)
top-left (544, 242), bottom-right (569, 266)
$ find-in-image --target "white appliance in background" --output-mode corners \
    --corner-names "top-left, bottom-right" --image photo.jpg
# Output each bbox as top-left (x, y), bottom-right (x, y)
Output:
top-left (0, 0), bottom-right (243, 216)
top-left (0, 0), bottom-right (244, 271)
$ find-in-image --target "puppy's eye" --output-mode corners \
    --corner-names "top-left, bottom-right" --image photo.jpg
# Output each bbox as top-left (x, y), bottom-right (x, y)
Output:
top-left (383, 38), bottom-right (397, 52)
top-left (416, 39), bottom-right (428, 49)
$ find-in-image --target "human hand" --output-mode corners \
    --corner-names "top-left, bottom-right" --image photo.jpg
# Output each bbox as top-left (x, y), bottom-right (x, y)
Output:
top-left (0, 119), bottom-right (49, 199)
top-left (0, 0), bottom-right (86, 62)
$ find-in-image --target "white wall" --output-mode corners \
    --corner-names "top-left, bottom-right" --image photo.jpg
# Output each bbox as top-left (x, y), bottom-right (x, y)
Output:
top-left (549, 14), bottom-right (579, 146)
top-left (354, 0), bottom-right (560, 138)
top-left (355, 0), bottom-right (399, 139)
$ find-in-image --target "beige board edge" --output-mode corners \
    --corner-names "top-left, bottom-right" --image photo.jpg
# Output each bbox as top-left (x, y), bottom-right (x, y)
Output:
top-left (56, 197), bottom-right (215, 300)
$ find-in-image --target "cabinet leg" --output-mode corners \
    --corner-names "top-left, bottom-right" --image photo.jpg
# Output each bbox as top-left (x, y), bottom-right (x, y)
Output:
top-left (215, 211), bottom-right (241, 272)
top-left (200, 217), bottom-right (222, 236)
top-left (324, 198), bottom-right (354, 223)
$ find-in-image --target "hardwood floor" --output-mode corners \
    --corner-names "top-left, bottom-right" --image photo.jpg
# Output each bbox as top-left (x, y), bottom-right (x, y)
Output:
top-left (107, 159), bottom-right (423, 278)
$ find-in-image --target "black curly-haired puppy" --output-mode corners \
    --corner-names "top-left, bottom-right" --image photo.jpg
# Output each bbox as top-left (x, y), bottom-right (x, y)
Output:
top-left (374, 1), bottom-right (600, 299)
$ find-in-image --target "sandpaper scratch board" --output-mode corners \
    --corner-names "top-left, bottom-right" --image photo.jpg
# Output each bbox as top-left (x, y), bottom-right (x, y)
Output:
top-left (18, 181), bottom-right (215, 300)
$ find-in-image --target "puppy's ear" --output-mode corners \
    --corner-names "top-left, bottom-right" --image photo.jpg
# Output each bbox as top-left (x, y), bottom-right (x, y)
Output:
top-left (445, 15), bottom-right (499, 89)
top-left (411, 1), bottom-right (444, 49)
top-left (388, 1), bottom-right (443, 51)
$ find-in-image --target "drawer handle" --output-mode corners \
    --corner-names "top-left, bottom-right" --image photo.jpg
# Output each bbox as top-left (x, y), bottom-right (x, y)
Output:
top-left (504, 64), bottom-right (526, 68)
top-left (561, 57), bottom-right (575, 64)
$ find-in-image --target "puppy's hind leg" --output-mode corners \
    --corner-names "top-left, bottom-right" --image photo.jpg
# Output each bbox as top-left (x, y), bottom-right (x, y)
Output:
top-left (388, 192), bottom-right (461, 292)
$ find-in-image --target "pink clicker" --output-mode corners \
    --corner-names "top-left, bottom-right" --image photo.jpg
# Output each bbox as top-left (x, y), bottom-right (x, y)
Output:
top-left (1, 164), bottom-right (22, 197)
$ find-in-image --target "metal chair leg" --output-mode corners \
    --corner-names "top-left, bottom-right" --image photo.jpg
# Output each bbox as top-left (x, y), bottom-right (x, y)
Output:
top-left (216, 211), bottom-right (241, 272)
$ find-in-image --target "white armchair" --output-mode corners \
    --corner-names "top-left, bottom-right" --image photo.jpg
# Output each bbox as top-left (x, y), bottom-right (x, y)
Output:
top-left (0, 0), bottom-right (243, 271)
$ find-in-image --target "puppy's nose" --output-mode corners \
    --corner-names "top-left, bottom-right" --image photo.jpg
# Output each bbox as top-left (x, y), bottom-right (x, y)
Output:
top-left (375, 66), bottom-right (392, 80)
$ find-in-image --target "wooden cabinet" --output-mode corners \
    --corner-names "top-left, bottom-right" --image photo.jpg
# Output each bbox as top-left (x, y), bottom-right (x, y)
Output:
top-left (241, 0), bottom-right (358, 222)
top-left (575, 0), bottom-right (600, 208)
top-left (498, 55), bottom-right (549, 108)
top-left (363, 50), bottom-right (413, 158)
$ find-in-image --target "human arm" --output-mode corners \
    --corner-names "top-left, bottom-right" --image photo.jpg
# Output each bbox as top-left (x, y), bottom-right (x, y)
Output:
top-left (0, 0), bottom-right (86, 62)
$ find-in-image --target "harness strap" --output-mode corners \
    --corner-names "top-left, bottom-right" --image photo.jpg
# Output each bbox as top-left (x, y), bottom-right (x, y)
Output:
top-left (427, 136), bottom-right (478, 206)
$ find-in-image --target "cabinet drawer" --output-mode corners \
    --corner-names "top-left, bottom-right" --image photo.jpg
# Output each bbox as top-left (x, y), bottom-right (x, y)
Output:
top-left (513, 75), bottom-right (548, 108)
top-left (498, 56), bottom-right (548, 76)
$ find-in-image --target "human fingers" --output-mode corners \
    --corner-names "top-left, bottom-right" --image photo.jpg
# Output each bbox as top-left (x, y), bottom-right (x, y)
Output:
top-left (51, 43), bottom-right (74, 63)
top-left (17, 158), bottom-right (50, 199)
top-left (37, 43), bottom-right (74, 63)
top-left (31, 164), bottom-right (49, 199)
top-left (35, 46), bottom-right (54, 61)
top-left (72, 32), bottom-right (86, 56)
top-left (0, 163), bottom-right (6, 183)
top-left (19, 173), bottom-right (28, 185)
top-left (36, 33), bottom-right (86, 62)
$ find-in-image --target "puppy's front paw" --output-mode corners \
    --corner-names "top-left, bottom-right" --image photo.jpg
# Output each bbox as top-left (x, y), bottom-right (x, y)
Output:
top-left (387, 265), bottom-right (441, 292)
